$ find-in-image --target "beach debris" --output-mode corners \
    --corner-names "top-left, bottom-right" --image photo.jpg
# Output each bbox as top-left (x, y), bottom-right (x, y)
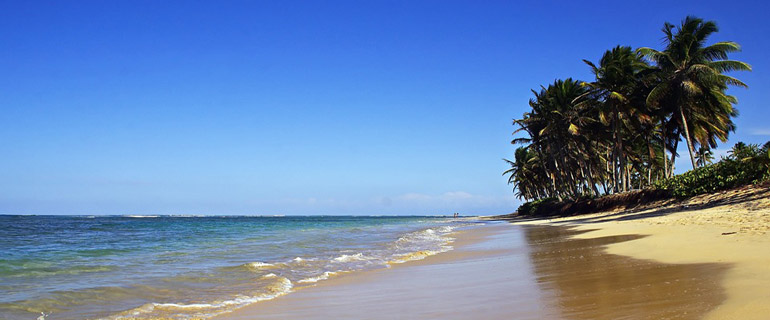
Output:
top-left (721, 232), bottom-right (737, 235)
top-left (37, 312), bottom-right (50, 320)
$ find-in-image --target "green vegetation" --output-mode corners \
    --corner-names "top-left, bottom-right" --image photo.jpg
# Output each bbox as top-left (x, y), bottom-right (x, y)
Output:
top-left (504, 16), bottom-right (752, 204)
top-left (655, 142), bottom-right (770, 198)
top-left (515, 197), bottom-right (558, 217)
top-left (514, 141), bottom-right (770, 216)
top-left (515, 189), bottom-right (673, 217)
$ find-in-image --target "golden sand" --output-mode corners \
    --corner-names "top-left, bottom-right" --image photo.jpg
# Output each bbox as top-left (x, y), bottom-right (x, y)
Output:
top-left (515, 183), bottom-right (770, 319)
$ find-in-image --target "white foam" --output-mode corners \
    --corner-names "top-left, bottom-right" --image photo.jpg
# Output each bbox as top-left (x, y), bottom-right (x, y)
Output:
top-left (103, 222), bottom-right (469, 319)
top-left (105, 277), bottom-right (293, 319)
top-left (246, 261), bottom-right (275, 269)
top-left (333, 253), bottom-right (368, 262)
top-left (297, 271), bottom-right (338, 284)
top-left (387, 225), bottom-right (458, 264)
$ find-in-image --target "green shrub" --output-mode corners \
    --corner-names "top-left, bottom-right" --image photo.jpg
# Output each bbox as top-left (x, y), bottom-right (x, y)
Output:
top-left (654, 158), bottom-right (768, 198)
top-left (516, 189), bottom-right (671, 217)
top-left (517, 197), bottom-right (558, 216)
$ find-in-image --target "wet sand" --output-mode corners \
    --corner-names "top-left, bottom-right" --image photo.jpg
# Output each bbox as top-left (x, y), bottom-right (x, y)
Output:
top-left (524, 226), bottom-right (727, 319)
top-left (514, 186), bottom-right (770, 320)
top-left (216, 223), bottom-right (727, 319)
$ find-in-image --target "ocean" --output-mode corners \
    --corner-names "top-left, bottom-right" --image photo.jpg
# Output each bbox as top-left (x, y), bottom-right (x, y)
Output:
top-left (0, 215), bottom-right (476, 320)
top-left (0, 215), bottom-right (473, 320)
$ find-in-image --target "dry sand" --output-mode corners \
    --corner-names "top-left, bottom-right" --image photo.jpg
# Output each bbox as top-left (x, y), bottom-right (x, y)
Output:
top-left (513, 183), bottom-right (770, 320)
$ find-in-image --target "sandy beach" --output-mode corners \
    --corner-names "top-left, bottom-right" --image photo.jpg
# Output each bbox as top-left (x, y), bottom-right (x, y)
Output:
top-left (215, 184), bottom-right (770, 320)
top-left (512, 183), bottom-right (770, 320)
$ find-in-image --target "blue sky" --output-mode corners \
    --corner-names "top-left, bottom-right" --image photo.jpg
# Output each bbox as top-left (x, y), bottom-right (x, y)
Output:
top-left (1, 0), bottom-right (769, 215)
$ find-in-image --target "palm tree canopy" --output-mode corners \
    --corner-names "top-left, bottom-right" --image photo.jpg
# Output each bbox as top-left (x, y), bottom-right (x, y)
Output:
top-left (638, 16), bottom-right (750, 169)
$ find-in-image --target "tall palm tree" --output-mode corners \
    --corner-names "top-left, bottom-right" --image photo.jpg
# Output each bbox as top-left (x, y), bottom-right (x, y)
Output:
top-left (639, 16), bottom-right (751, 169)
top-left (578, 46), bottom-right (652, 192)
top-left (511, 78), bottom-right (593, 200)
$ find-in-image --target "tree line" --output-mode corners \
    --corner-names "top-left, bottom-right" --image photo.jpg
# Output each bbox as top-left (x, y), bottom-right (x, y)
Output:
top-left (504, 16), bottom-right (751, 201)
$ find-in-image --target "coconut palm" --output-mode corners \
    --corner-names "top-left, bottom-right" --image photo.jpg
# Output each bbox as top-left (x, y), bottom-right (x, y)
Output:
top-left (503, 147), bottom-right (545, 200)
top-left (638, 16), bottom-right (751, 170)
top-left (505, 16), bottom-right (752, 203)
top-left (695, 146), bottom-right (714, 167)
top-left (578, 46), bottom-right (653, 192)
top-left (510, 78), bottom-right (598, 200)
top-left (728, 142), bottom-right (760, 160)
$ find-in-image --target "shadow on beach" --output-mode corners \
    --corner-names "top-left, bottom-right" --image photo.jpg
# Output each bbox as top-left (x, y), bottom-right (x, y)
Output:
top-left (522, 225), bottom-right (729, 320)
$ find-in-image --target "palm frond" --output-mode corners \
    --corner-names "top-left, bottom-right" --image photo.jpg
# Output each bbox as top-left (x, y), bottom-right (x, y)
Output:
top-left (718, 75), bottom-right (748, 88)
top-left (708, 60), bottom-right (752, 73)
top-left (701, 42), bottom-right (741, 61)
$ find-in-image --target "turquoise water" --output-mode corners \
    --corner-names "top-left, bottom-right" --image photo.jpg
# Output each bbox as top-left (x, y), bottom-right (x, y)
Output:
top-left (0, 215), bottom-right (473, 319)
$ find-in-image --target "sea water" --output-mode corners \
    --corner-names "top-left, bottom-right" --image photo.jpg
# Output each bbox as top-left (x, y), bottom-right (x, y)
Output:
top-left (0, 215), bottom-right (475, 319)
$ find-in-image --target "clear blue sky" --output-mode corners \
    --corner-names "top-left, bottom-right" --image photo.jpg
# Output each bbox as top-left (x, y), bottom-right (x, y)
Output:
top-left (1, 0), bottom-right (768, 215)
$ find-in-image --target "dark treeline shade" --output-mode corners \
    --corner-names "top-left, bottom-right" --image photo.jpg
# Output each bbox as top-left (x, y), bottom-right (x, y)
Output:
top-left (504, 16), bottom-right (752, 202)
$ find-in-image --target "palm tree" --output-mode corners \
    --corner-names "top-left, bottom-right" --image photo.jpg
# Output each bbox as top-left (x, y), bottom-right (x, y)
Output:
top-left (506, 17), bottom-right (753, 204)
top-left (511, 78), bottom-right (594, 200)
top-left (695, 146), bottom-right (714, 167)
top-left (728, 142), bottom-right (760, 160)
top-left (728, 142), bottom-right (770, 177)
top-left (578, 46), bottom-right (652, 192)
top-left (503, 147), bottom-right (545, 200)
top-left (639, 16), bottom-right (751, 170)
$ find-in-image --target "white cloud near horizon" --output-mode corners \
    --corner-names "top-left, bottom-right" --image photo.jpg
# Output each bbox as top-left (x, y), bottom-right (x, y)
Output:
top-left (389, 191), bottom-right (513, 214)
top-left (749, 128), bottom-right (770, 136)
top-left (225, 190), bottom-right (517, 216)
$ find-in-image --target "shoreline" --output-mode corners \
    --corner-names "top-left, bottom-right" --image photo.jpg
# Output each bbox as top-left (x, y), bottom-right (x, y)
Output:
top-left (214, 215), bottom-right (741, 319)
top-left (213, 222), bottom-right (550, 319)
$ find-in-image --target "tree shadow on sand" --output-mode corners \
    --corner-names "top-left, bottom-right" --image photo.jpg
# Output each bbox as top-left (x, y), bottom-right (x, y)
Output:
top-left (522, 225), bottom-right (729, 320)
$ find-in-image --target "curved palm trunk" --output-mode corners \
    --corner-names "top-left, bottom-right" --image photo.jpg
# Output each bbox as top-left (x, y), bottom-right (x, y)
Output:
top-left (662, 127), bottom-right (669, 179)
top-left (539, 149), bottom-right (559, 200)
top-left (679, 107), bottom-right (698, 169)
top-left (613, 113), bottom-right (628, 193)
top-left (580, 156), bottom-right (600, 197)
top-left (669, 139), bottom-right (679, 177)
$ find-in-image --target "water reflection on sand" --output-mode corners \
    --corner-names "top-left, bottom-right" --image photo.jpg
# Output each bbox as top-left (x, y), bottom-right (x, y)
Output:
top-left (523, 225), bottom-right (728, 320)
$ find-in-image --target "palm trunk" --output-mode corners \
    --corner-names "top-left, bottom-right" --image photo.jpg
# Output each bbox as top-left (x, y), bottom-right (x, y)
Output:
top-left (679, 108), bottom-right (698, 170)
top-left (646, 137), bottom-right (654, 187)
top-left (549, 149), bottom-right (562, 200)
top-left (613, 112), bottom-right (627, 193)
top-left (662, 126), bottom-right (669, 179)
top-left (669, 139), bottom-right (679, 178)
top-left (584, 160), bottom-right (600, 197)
top-left (535, 149), bottom-right (556, 198)
top-left (663, 145), bottom-right (669, 179)
top-left (625, 164), bottom-right (630, 191)
top-left (606, 147), bottom-right (614, 193)
top-left (647, 166), bottom-right (652, 185)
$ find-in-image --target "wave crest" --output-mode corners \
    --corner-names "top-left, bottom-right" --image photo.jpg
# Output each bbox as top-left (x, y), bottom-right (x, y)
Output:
top-left (105, 277), bottom-right (292, 319)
